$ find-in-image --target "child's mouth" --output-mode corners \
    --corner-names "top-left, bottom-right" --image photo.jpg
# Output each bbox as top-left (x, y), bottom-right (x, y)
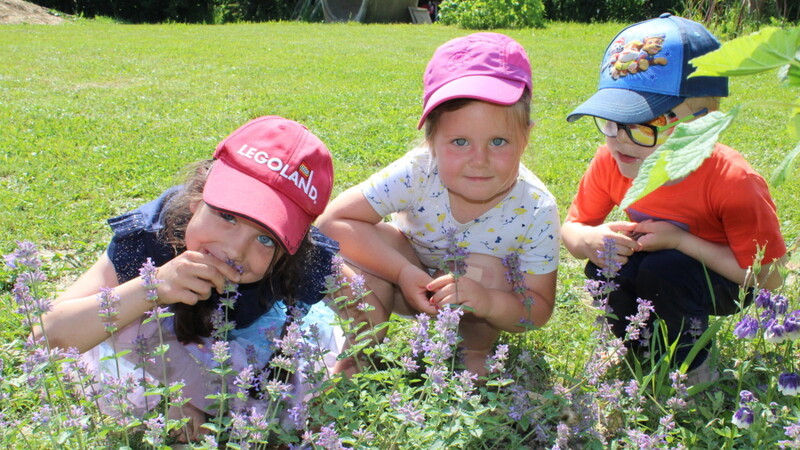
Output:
top-left (616, 151), bottom-right (641, 164)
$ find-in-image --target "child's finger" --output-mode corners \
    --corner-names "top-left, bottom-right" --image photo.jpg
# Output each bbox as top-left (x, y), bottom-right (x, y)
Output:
top-left (426, 273), bottom-right (454, 292)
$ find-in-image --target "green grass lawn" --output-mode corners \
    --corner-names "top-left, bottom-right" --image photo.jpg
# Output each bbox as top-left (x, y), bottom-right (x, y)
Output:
top-left (1, 19), bottom-right (799, 448)
top-left (2, 21), bottom-right (796, 259)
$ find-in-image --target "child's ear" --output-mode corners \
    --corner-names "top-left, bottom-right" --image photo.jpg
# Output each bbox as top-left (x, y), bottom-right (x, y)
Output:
top-left (189, 199), bottom-right (202, 214)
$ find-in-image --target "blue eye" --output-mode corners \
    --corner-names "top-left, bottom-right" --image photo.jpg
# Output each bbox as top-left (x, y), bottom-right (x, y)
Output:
top-left (220, 212), bottom-right (237, 224)
top-left (452, 138), bottom-right (468, 146)
top-left (257, 235), bottom-right (275, 247)
top-left (491, 138), bottom-right (507, 146)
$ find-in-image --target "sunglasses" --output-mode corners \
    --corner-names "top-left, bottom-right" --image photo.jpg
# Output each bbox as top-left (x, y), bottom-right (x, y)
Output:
top-left (593, 108), bottom-right (708, 147)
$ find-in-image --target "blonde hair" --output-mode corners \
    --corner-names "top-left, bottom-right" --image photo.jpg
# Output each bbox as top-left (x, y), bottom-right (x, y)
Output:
top-left (423, 88), bottom-right (532, 145)
top-left (685, 96), bottom-right (721, 113)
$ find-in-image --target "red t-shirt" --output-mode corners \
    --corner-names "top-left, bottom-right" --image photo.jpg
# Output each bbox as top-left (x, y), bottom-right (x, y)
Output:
top-left (566, 143), bottom-right (786, 268)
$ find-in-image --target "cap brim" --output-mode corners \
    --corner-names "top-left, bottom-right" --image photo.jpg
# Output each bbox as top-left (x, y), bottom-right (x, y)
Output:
top-left (566, 88), bottom-right (684, 123)
top-left (203, 160), bottom-right (312, 255)
top-left (418, 75), bottom-right (525, 129)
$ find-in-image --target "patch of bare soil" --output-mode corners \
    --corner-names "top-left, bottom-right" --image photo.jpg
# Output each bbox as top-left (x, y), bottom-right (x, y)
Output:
top-left (0, 0), bottom-right (67, 24)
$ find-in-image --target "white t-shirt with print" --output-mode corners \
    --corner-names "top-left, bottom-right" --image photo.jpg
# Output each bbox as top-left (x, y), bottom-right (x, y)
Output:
top-left (361, 146), bottom-right (560, 275)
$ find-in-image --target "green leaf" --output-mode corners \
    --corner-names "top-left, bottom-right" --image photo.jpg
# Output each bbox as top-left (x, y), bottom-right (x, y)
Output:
top-left (690, 27), bottom-right (800, 77)
top-left (621, 108), bottom-right (739, 209)
top-left (770, 141), bottom-right (800, 186)
top-left (790, 102), bottom-right (800, 139)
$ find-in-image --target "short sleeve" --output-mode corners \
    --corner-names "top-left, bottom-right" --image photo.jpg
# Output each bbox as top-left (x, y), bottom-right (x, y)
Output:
top-left (361, 147), bottom-right (434, 217)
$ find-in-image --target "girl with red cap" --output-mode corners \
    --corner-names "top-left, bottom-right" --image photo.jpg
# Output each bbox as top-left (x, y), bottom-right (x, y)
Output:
top-left (34, 116), bottom-right (341, 441)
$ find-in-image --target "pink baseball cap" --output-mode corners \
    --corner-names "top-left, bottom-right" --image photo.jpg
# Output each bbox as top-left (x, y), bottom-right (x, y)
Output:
top-left (418, 32), bottom-right (532, 129)
top-left (204, 116), bottom-right (334, 255)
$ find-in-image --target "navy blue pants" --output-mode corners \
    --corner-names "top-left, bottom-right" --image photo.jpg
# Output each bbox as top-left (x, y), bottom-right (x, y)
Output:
top-left (585, 249), bottom-right (750, 369)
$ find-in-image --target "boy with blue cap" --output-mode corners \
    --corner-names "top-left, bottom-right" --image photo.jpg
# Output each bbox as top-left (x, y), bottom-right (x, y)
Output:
top-left (561, 14), bottom-right (787, 383)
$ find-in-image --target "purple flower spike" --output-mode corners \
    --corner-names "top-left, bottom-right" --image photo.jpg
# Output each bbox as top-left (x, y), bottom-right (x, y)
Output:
top-left (778, 372), bottom-right (800, 396)
top-left (4, 241), bottom-right (42, 270)
top-left (597, 237), bottom-right (622, 279)
top-left (732, 407), bottom-right (754, 429)
top-left (733, 315), bottom-right (759, 340)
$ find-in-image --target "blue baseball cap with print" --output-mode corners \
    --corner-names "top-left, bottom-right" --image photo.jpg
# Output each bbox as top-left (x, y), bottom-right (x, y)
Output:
top-left (567, 13), bottom-right (728, 124)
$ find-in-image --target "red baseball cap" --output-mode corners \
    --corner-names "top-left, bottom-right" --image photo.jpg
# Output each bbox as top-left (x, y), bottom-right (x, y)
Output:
top-left (204, 116), bottom-right (334, 254)
top-left (418, 32), bottom-right (532, 129)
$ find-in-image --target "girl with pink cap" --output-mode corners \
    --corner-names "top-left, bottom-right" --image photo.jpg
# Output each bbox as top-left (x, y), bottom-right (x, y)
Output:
top-left (318, 33), bottom-right (560, 377)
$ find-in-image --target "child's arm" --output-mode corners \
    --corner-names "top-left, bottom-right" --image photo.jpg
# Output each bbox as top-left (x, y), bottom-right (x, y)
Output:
top-left (561, 220), bottom-right (643, 268)
top-left (634, 220), bottom-right (785, 290)
top-left (316, 186), bottom-right (438, 315)
top-left (426, 270), bottom-right (556, 331)
top-left (34, 251), bottom-right (241, 352)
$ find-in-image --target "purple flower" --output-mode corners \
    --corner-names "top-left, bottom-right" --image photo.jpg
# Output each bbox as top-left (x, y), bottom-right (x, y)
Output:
top-left (502, 251), bottom-right (534, 307)
top-left (685, 316), bottom-right (703, 341)
top-left (486, 344), bottom-right (509, 374)
top-left (784, 312), bottom-right (800, 341)
top-left (97, 287), bottom-right (120, 333)
top-left (409, 313), bottom-right (430, 356)
top-left (778, 372), bottom-right (800, 396)
top-left (315, 423), bottom-right (345, 449)
top-left (624, 298), bottom-right (654, 342)
top-left (554, 423), bottom-right (571, 449)
top-left (780, 421), bottom-right (800, 448)
top-left (732, 407), bottom-right (754, 429)
top-left (441, 227), bottom-right (469, 278)
top-left (399, 355), bottom-right (419, 372)
top-left (4, 240), bottom-right (41, 270)
top-left (352, 427), bottom-right (375, 441)
top-left (765, 319), bottom-right (787, 344)
top-left (733, 315), bottom-right (760, 339)
top-left (143, 414), bottom-right (165, 447)
top-left (287, 402), bottom-right (308, 430)
top-left (597, 237), bottom-right (622, 279)
top-left (755, 289), bottom-right (773, 309)
top-left (659, 414), bottom-right (676, 432)
top-left (139, 258), bottom-right (161, 303)
top-left (425, 363), bottom-right (447, 393)
top-left (211, 340), bottom-right (231, 364)
top-left (739, 390), bottom-right (755, 405)
top-left (397, 401), bottom-right (425, 426)
top-left (771, 294), bottom-right (789, 316)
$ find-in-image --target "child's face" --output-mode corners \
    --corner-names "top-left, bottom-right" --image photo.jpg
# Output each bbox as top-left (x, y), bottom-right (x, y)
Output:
top-left (430, 101), bottom-right (529, 214)
top-left (185, 202), bottom-right (279, 283)
top-left (605, 101), bottom-right (696, 179)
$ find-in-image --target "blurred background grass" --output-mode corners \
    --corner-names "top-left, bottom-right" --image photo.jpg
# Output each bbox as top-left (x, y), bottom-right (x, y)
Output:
top-left (0, 20), bottom-right (797, 273)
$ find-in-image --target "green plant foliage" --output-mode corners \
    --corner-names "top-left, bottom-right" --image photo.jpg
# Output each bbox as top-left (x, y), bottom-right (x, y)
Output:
top-left (627, 25), bottom-right (800, 206)
top-left (620, 108), bottom-right (739, 209)
top-left (438, 0), bottom-right (546, 29)
top-left (691, 27), bottom-right (800, 78)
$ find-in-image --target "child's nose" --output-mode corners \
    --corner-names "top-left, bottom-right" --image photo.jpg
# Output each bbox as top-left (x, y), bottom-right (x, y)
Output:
top-left (470, 146), bottom-right (490, 166)
top-left (225, 231), bottom-right (251, 263)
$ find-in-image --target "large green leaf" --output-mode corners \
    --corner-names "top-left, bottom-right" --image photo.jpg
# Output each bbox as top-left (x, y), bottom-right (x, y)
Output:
top-left (689, 27), bottom-right (800, 77)
top-left (620, 108), bottom-right (739, 209)
top-left (770, 141), bottom-right (800, 186)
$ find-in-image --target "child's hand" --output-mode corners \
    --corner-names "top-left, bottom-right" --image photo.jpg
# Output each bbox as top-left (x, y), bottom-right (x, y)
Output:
top-left (586, 221), bottom-right (643, 268)
top-left (426, 274), bottom-right (492, 319)
top-left (397, 264), bottom-right (437, 315)
top-left (632, 220), bottom-right (684, 251)
top-left (152, 251), bottom-right (241, 305)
